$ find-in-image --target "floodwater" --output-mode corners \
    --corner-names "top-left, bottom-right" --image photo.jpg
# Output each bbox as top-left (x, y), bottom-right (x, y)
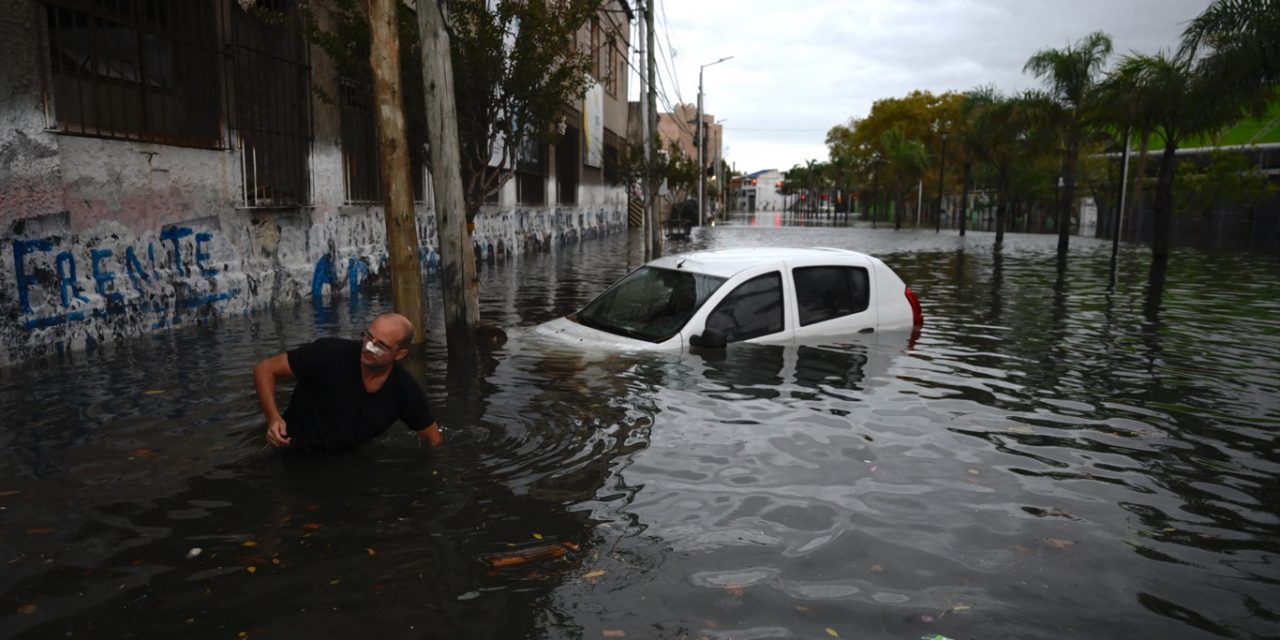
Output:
top-left (1, 217), bottom-right (1277, 639)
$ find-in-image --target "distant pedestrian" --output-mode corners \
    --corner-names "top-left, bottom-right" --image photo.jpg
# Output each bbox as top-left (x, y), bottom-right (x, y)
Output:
top-left (253, 312), bottom-right (443, 452)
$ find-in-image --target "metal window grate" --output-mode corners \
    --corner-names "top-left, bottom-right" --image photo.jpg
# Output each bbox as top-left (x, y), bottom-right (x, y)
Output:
top-left (339, 75), bottom-right (426, 204)
top-left (228, 1), bottom-right (311, 207)
top-left (42, 0), bottom-right (227, 148)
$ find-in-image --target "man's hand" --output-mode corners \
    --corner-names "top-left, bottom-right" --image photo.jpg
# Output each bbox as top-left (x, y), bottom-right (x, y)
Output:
top-left (266, 418), bottom-right (291, 448)
top-left (417, 422), bottom-right (443, 448)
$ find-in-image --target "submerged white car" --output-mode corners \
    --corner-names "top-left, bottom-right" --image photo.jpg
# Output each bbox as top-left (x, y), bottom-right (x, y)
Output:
top-left (534, 247), bottom-right (923, 350)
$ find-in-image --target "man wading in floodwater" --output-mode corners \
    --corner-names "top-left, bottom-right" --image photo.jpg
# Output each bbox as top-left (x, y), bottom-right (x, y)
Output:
top-left (253, 312), bottom-right (443, 452)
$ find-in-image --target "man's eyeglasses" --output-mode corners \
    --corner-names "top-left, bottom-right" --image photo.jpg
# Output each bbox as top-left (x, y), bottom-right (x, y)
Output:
top-left (362, 331), bottom-right (394, 356)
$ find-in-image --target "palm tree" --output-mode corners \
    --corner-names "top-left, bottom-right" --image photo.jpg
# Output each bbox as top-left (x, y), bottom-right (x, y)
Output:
top-left (1024, 31), bottom-right (1114, 256)
top-left (1179, 0), bottom-right (1279, 116)
top-left (1095, 57), bottom-right (1154, 243)
top-left (961, 87), bottom-right (1030, 244)
top-left (879, 127), bottom-right (927, 230)
top-left (1114, 52), bottom-right (1218, 261)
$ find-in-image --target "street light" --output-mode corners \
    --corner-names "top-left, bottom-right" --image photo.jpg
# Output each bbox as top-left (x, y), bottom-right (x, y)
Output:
top-left (934, 120), bottom-right (948, 233)
top-left (698, 55), bottom-right (733, 227)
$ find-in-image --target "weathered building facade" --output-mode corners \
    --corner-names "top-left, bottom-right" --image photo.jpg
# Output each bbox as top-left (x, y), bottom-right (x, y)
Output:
top-left (0, 0), bottom-right (632, 366)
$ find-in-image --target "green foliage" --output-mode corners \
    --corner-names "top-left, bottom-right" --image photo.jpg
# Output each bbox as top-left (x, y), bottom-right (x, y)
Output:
top-left (1174, 151), bottom-right (1276, 216)
top-left (301, 0), bottom-right (602, 220)
top-left (618, 140), bottom-right (698, 206)
top-left (1179, 0), bottom-right (1280, 117)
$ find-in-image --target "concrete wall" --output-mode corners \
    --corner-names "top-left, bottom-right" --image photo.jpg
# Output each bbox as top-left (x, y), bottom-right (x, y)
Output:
top-left (0, 0), bottom-right (628, 368)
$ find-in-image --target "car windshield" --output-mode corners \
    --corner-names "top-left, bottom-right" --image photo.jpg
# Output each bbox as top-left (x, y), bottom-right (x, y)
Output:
top-left (577, 266), bottom-right (727, 343)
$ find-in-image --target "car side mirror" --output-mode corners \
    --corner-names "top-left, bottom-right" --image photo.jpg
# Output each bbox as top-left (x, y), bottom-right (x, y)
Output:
top-left (690, 328), bottom-right (727, 350)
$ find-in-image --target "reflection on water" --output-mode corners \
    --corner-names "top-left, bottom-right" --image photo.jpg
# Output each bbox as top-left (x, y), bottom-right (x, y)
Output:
top-left (1, 224), bottom-right (1277, 639)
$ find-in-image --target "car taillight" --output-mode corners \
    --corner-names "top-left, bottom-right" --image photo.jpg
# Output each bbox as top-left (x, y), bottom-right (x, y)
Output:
top-left (904, 286), bottom-right (923, 326)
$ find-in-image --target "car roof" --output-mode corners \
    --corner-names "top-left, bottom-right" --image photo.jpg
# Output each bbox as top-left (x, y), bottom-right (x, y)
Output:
top-left (647, 247), bottom-right (876, 279)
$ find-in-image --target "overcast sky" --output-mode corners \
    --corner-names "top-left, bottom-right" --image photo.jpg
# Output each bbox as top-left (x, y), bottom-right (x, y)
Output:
top-left (632, 0), bottom-right (1213, 174)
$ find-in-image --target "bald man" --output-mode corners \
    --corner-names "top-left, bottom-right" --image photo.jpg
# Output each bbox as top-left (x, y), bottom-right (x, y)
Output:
top-left (253, 312), bottom-right (443, 451)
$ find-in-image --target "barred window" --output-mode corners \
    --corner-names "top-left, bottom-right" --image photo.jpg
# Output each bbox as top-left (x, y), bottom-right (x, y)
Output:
top-left (557, 125), bottom-right (579, 205)
top-left (516, 137), bottom-right (546, 205)
top-left (338, 77), bottom-right (425, 204)
top-left (228, 1), bottom-right (311, 207)
top-left (43, 0), bottom-right (225, 148)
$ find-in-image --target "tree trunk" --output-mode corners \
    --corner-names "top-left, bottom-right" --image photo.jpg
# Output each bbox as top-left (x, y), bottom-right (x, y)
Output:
top-left (369, 0), bottom-right (426, 343)
top-left (1129, 131), bottom-right (1151, 237)
top-left (995, 165), bottom-right (1008, 245)
top-left (959, 161), bottom-right (971, 237)
top-left (1151, 137), bottom-right (1179, 262)
top-left (418, 0), bottom-right (479, 360)
top-left (1058, 130), bottom-right (1080, 256)
top-left (893, 191), bottom-right (903, 230)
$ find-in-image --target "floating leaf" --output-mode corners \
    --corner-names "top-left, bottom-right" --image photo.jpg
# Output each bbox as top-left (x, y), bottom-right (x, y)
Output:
top-left (366, 548), bottom-right (377, 556)
top-left (186, 547), bottom-right (203, 559)
top-left (869, 564), bottom-right (883, 573)
top-left (1045, 537), bottom-right (1075, 550)
top-left (950, 604), bottom-right (971, 612)
top-left (330, 579), bottom-right (341, 585)
top-left (245, 566), bottom-right (256, 574)
top-left (825, 627), bottom-right (839, 637)
top-left (26, 528), bottom-right (55, 535)
top-left (18, 603), bottom-right (37, 615)
top-left (532, 533), bottom-right (543, 540)
top-left (583, 569), bottom-right (605, 579)
top-left (127, 449), bottom-right (156, 458)
top-left (144, 390), bottom-right (166, 395)
top-left (271, 557), bottom-right (281, 565)
top-left (301, 523), bottom-right (323, 530)
top-left (0, 490), bottom-right (19, 497)
top-left (242, 540), bottom-right (258, 548)
top-left (602, 631), bottom-right (625, 638)
top-left (726, 586), bottom-right (745, 598)
top-left (795, 605), bottom-right (811, 613)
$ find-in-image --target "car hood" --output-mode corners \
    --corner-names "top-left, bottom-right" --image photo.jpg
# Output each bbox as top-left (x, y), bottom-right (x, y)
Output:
top-left (531, 317), bottom-right (683, 351)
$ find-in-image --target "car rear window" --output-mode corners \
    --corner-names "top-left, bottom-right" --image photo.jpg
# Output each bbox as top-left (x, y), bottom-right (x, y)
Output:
top-left (705, 272), bottom-right (784, 342)
top-left (794, 266), bottom-right (870, 327)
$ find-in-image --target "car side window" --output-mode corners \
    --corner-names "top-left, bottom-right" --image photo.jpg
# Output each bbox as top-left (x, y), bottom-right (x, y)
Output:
top-left (705, 272), bottom-right (784, 343)
top-left (794, 266), bottom-right (870, 327)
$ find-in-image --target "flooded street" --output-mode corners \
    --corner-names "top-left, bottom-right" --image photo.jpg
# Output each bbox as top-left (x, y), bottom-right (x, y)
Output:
top-left (2, 219), bottom-right (1278, 639)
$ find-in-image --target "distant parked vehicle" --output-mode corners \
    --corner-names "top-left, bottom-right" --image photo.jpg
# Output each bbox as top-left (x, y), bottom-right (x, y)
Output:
top-left (533, 247), bottom-right (923, 350)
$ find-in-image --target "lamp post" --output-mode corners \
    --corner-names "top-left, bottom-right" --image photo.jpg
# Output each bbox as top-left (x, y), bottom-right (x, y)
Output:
top-left (936, 128), bottom-right (947, 232)
top-left (871, 152), bottom-right (882, 230)
top-left (698, 55), bottom-right (733, 227)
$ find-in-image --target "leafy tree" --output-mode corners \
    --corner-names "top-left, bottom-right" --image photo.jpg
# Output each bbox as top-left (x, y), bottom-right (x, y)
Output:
top-left (619, 141), bottom-right (698, 214)
top-left (878, 128), bottom-right (927, 230)
top-left (1175, 151), bottom-right (1275, 220)
top-left (1024, 30), bottom-right (1114, 255)
top-left (303, 0), bottom-right (603, 225)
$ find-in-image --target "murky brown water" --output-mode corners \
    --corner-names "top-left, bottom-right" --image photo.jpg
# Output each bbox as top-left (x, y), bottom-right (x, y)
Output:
top-left (2, 219), bottom-right (1277, 639)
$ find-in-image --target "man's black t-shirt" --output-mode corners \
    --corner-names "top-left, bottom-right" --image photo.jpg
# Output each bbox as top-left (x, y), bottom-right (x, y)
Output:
top-left (283, 338), bottom-right (434, 451)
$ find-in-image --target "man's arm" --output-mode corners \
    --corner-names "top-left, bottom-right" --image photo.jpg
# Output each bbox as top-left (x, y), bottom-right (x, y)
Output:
top-left (416, 422), bottom-right (443, 447)
top-left (254, 353), bottom-right (294, 447)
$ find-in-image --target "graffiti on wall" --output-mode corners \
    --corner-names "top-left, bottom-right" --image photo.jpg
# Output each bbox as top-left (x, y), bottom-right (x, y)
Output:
top-left (11, 224), bottom-right (239, 331)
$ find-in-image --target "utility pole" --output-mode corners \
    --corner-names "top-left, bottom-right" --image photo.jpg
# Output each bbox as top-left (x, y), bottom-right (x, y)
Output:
top-left (697, 56), bottom-right (731, 227)
top-left (1109, 129), bottom-right (1131, 287)
top-left (638, 5), bottom-right (651, 259)
top-left (646, 0), bottom-right (659, 256)
top-left (368, 0), bottom-right (426, 343)
top-left (418, 0), bottom-right (478, 359)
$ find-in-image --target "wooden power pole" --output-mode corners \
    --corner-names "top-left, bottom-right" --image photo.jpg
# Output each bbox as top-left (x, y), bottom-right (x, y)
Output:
top-left (368, 0), bottom-right (426, 343)
top-left (646, 0), bottom-right (660, 257)
top-left (417, 0), bottom-right (479, 359)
